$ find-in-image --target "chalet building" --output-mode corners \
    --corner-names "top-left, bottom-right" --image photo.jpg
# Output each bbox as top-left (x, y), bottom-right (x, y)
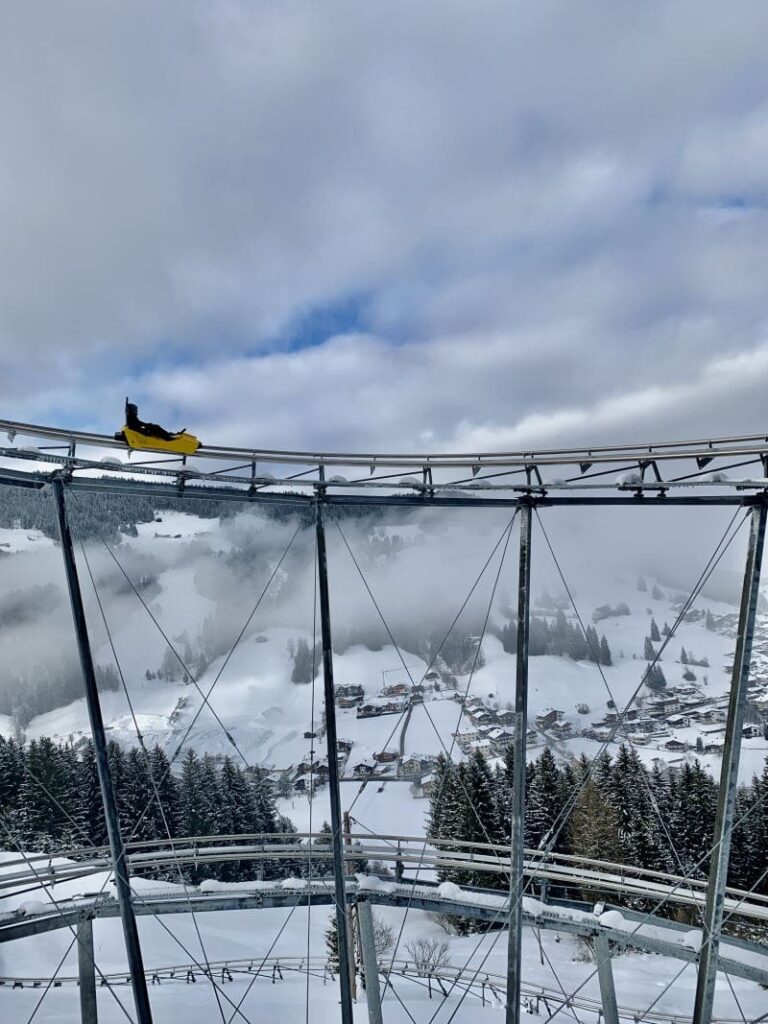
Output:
top-left (664, 739), bottom-right (688, 752)
top-left (535, 710), bottom-right (561, 730)
top-left (700, 708), bottom-right (727, 724)
top-left (337, 695), bottom-right (363, 709)
top-left (549, 721), bottom-right (574, 739)
top-left (495, 710), bottom-right (515, 727)
top-left (373, 750), bottom-right (398, 764)
top-left (382, 682), bottom-right (409, 698)
top-left (336, 683), bottom-right (364, 707)
top-left (420, 773), bottom-right (437, 798)
top-left (352, 762), bottom-right (375, 775)
top-left (667, 714), bottom-right (691, 728)
top-left (357, 699), bottom-right (407, 718)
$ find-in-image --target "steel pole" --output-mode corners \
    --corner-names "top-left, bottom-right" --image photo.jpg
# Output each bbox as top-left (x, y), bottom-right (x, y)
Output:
top-left (594, 934), bottom-right (619, 1024)
top-left (358, 898), bottom-right (384, 1024)
top-left (506, 502), bottom-right (532, 1024)
top-left (315, 497), bottom-right (355, 1024)
top-left (51, 478), bottom-right (153, 1024)
top-left (77, 916), bottom-right (98, 1024)
top-left (692, 502), bottom-right (767, 1024)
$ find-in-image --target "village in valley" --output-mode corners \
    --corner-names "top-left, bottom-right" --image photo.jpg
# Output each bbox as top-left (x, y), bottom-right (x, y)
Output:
top-left (269, 588), bottom-right (768, 804)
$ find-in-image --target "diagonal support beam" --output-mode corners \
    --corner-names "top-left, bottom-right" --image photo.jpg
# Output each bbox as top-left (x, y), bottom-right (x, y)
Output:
top-left (315, 495), bottom-right (355, 1024)
top-left (506, 502), bottom-right (532, 1024)
top-left (51, 478), bottom-right (153, 1024)
top-left (692, 501), bottom-right (767, 1024)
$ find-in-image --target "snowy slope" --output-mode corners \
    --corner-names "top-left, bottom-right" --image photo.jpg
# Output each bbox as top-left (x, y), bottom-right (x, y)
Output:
top-left (1, 509), bottom-right (767, 826)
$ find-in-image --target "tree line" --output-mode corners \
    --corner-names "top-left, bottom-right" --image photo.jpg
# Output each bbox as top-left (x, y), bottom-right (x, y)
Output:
top-left (428, 745), bottom-right (768, 904)
top-left (501, 610), bottom-right (612, 665)
top-left (0, 736), bottom-right (297, 883)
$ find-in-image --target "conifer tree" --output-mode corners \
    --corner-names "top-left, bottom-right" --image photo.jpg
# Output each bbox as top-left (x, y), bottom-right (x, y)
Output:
top-left (599, 635), bottom-right (612, 666)
top-left (525, 748), bottom-right (565, 851)
top-left (325, 914), bottom-right (339, 967)
top-left (571, 779), bottom-right (621, 872)
top-left (650, 618), bottom-right (660, 642)
top-left (643, 637), bottom-right (655, 661)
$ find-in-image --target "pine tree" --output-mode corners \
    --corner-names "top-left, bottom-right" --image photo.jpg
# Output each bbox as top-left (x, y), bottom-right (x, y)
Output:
top-left (80, 740), bottom-right (107, 845)
top-left (462, 750), bottom-right (503, 885)
top-left (571, 779), bottom-right (621, 872)
top-left (599, 635), bottom-right (612, 666)
top-left (673, 761), bottom-right (717, 878)
top-left (649, 618), bottom-right (660, 642)
top-left (122, 747), bottom-right (156, 842)
top-left (325, 914), bottom-right (339, 967)
top-left (525, 748), bottom-right (565, 851)
top-left (680, 647), bottom-right (688, 665)
top-left (291, 639), bottom-right (315, 684)
top-left (637, 577), bottom-right (647, 593)
top-left (651, 584), bottom-right (664, 600)
top-left (584, 625), bottom-right (600, 663)
top-left (643, 637), bottom-right (655, 661)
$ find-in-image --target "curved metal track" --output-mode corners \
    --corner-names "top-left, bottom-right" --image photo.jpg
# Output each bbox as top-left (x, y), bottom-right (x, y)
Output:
top-left (2, 875), bottom-right (767, 989)
top-left (3, 833), bottom-right (768, 924)
top-left (1, 417), bottom-right (768, 500)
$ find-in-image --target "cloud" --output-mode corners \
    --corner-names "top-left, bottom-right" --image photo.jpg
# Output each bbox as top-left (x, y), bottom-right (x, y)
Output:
top-left (2, 1), bottom-right (768, 453)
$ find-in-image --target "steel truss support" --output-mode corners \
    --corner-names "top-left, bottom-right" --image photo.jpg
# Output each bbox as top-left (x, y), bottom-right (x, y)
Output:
top-left (358, 898), bottom-right (383, 1024)
top-left (51, 478), bottom-right (153, 1024)
top-left (692, 501), bottom-right (768, 1024)
top-left (315, 496), bottom-right (355, 1024)
top-left (594, 934), bottom-right (619, 1024)
top-left (506, 502), bottom-right (532, 1024)
top-left (78, 916), bottom-right (98, 1024)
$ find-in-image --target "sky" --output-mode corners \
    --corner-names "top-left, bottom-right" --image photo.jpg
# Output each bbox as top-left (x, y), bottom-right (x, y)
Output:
top-left (2, 1), bottom-right (768, 454)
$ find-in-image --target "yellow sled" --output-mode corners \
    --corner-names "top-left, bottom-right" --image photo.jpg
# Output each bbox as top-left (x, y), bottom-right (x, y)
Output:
top-left (121, 426), bottom-right (201, 456)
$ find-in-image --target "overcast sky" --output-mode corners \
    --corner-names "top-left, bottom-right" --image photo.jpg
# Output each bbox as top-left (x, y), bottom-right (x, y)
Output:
top-left (2, 1), bottom-right (768, 454)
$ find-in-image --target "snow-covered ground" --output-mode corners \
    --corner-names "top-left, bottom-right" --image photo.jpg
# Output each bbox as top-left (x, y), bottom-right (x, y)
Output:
top-left (0, 882), bottom-right (764, 1023)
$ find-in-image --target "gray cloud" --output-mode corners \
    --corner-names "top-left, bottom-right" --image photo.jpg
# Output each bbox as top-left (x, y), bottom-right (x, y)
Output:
top-left (2, 1), bottom-right (768, 452)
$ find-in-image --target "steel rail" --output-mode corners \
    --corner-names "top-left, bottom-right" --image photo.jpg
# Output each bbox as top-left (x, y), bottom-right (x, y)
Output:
top-left (2, 881), bottom-right (767, 990)
top-left (3, 837), bottom-right (768, 923)
top-left (3, 417), bottom-right (768, 470)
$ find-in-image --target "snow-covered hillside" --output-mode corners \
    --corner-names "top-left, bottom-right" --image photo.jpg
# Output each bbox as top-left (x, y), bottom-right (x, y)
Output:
top-left (1, 505), bottom-right (768, 837)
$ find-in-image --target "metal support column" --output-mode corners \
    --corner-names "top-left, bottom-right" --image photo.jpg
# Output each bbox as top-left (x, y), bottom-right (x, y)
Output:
top-left (594, 934), bottom-right (619, 1024)
top-left (51, 478), bottom-right (153, 1024)
top-left (358, 898), bottom-right (384, 1024)
top-left (692, 501), bottom-right (767, 1024)
top-left (315, 496), bottom-right (355, 1024)
top-left (78, 916), bottom-right (97, 1024)
top-left (506, 502), bottom-right (532, 1024)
